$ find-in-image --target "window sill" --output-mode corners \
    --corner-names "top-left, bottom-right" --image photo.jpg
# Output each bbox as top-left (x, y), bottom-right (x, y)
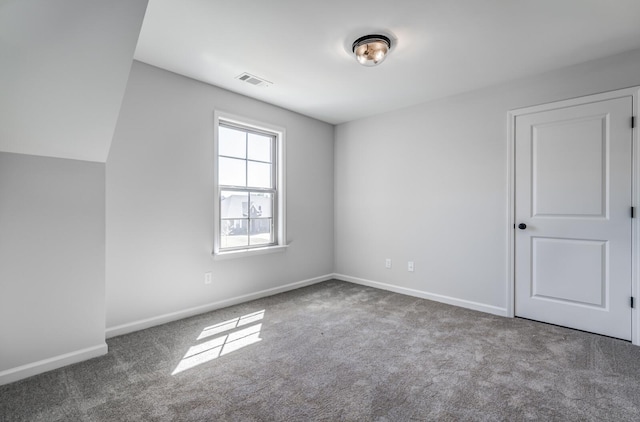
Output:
top-left (213, 244), bottom-right (289, 260)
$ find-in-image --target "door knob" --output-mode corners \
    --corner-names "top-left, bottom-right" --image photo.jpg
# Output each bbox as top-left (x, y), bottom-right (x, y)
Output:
top-left (518, 223), bottom-right (527, 230)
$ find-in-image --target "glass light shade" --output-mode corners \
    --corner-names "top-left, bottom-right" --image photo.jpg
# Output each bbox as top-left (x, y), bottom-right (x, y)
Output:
top-left (352, 35), bottom-right (391, 67)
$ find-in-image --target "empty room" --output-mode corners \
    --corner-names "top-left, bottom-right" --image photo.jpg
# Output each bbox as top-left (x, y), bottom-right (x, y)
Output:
top-left (2, 0), bottom-right (640, 420)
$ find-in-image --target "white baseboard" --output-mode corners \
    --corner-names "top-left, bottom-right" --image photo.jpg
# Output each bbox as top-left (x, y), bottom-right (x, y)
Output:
top-left (333, 273), bottom-right (508, 317)
top-left (0, 343), bottom-right (108, 386)
top-left (106, 273), bottom-right (334, 338)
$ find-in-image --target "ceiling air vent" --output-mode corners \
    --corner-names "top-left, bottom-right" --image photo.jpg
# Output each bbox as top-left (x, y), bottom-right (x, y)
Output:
top-left (235, 72), bottom-right (273, 88)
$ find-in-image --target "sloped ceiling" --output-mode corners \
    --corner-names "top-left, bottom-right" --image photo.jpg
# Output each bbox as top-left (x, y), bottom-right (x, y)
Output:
top-left (135, 0), bottom-right (640, 125)
top-left (0, 0), bottom-right (148, 162)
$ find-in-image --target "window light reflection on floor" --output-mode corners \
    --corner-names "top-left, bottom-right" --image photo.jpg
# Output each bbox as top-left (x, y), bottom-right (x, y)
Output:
top-left (172, 310), bottom-right (265, 375)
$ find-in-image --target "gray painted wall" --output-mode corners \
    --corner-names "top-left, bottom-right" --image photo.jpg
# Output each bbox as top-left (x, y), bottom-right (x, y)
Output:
top-left (0, 152), bottom-right (106, 371)
top-left (106, 61), bottom-right (335, 330)
top-left (334, 48), bottom-right (640, 313)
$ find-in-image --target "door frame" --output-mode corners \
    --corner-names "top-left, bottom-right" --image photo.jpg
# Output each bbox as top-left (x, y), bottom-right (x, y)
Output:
top-left (507, 86), bottom-right (640, 345)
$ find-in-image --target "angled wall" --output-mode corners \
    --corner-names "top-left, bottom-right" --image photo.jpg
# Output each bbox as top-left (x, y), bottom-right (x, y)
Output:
top-left (0, 0), bottom-right (148, 162)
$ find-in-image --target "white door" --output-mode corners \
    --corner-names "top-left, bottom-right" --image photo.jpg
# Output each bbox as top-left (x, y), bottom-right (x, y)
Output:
top-left (515, 95), bottom-right (633, 340)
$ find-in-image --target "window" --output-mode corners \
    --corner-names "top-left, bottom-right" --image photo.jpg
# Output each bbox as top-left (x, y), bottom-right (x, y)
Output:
top-left (214, 113), bottom-right (285, 255)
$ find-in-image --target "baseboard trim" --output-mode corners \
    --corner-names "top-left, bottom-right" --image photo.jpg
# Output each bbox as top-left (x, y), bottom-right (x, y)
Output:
top-left (106, 273), bottom-right (334, 338)
top-left (333, 273), bottom-right (508, 317)
top-left (0, 343), bottom-right (108, 386)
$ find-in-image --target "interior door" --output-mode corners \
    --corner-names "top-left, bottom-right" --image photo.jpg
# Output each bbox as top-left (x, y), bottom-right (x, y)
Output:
top-left (515, 95), bottom-right (633, 340)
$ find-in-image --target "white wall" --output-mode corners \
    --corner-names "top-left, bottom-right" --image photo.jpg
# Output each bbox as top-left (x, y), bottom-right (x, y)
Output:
top-left (106, 61), bottom-right (334, 333)
top-left (0, 153), bottom-right (106, 383)
top-left (334, 48), bottom-right (640, 315)
top-left (0, 0), bottom-right (148, 162)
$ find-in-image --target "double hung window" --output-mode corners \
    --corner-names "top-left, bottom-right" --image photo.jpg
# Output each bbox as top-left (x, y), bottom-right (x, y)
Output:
top-left (215, 116), bottom-right (284, 254)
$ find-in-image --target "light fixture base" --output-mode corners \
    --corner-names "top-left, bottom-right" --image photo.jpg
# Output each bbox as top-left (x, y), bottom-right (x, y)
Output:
top-left (352, 34), bottom-right (392, 67)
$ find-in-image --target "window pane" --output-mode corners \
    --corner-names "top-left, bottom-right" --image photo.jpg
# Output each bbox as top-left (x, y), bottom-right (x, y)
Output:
top-left (219, 126), bottom-right (246, 158)
top-left (250, 219), bottom-right (273, 245)
top-left (217, 119), bottom-right (279, 253)
top-left (221, 219), bottom-right (249, 248)
top-left (221, 191), bottom-right (248, 219)
top-left (248, 192), bottom-right (272, 218)
top-left (248, 133), bottom-right (272, 162)
top-left (219, 157), bottom-right (246, 187)
top-left (247, 161), bottom-right (271, 188)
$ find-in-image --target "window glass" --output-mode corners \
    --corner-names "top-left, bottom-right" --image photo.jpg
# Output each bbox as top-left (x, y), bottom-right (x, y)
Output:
top-left (247, 161), bottom-right (272, 188)
top-left (249, 192), bottom-right (273, 218)
top-left (219, 126), bottom-right (246, 158)
top-left (217, 121), bottom-right (279, 252)
top-left (248, 133), bottom-right (271, 162)
top-left (220, 191), bottom-right (248, 219)
top-left (221, 219), bottom-right (249, 249)
top-left (250, 219), bottom-right (273, 245)
top-left (218, 157), bottom-right (246, 187)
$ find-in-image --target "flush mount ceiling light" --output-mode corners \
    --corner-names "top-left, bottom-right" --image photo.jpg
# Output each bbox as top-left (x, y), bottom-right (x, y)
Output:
top-left (352, 34), bottom-right (392, 67)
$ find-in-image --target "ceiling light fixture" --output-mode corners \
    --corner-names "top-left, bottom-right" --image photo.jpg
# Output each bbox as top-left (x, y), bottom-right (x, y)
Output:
top-left (352, 34), bottom-right (392, 67)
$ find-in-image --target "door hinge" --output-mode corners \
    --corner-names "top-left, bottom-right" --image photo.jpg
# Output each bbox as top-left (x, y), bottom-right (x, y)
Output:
top-left (633, 116), bottom-right (636, 129)
top-left (632, 297), bottom-right (635, 309)
top-left (632, 207), bottom-right (636, 218)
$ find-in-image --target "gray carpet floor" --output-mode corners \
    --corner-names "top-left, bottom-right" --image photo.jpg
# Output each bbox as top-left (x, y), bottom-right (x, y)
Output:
top-left (2, 279), bottom-right (640, 421)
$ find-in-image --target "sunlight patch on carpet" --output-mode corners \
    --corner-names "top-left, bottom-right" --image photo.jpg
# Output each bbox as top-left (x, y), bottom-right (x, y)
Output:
top-left (172, 310), bottom-right (265, 375)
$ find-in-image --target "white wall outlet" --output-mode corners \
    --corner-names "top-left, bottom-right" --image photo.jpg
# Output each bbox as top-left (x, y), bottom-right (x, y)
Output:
top-left (408, 261), bottom-right (414, 272)
top-left (385, 258), bottom-right (392, 269)
top-left (204, 272), bottom-right (212, 284)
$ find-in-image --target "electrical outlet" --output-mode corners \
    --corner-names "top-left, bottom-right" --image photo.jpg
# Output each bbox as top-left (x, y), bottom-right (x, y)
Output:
top-left (408, 261), bottom-right (414, 272)
top-left (385, 258), bottom-right (392, 269)
top-left (204, 272), bottom-right (212, 284)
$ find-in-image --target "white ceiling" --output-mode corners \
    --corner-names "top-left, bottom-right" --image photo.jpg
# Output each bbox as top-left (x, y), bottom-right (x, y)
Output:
top-left (135, 0), bottom-right (640, 125)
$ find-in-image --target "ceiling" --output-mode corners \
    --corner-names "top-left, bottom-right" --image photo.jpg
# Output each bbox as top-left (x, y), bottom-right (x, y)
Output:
top-left (135, 0), bottom-right (640, 125)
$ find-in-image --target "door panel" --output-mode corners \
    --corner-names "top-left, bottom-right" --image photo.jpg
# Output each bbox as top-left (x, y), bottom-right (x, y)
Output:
top-left (532, 237), bottom-right (606, 307)
top-left (533, 116), bottom-right (606, 217)
top-left (515, 96), bottom-right (632, 340)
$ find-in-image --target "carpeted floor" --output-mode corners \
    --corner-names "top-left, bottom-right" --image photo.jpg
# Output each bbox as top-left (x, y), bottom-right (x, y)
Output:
top-left (2, 279), bottom-right (640, 421)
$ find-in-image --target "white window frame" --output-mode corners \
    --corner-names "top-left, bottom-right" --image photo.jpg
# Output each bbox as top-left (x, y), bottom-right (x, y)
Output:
top-left (213, 111), bottom-right (287, 258)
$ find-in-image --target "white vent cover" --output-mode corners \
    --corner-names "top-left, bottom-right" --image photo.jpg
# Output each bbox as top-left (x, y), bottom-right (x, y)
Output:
top-left (235, 72), bottom-right (273, 87)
